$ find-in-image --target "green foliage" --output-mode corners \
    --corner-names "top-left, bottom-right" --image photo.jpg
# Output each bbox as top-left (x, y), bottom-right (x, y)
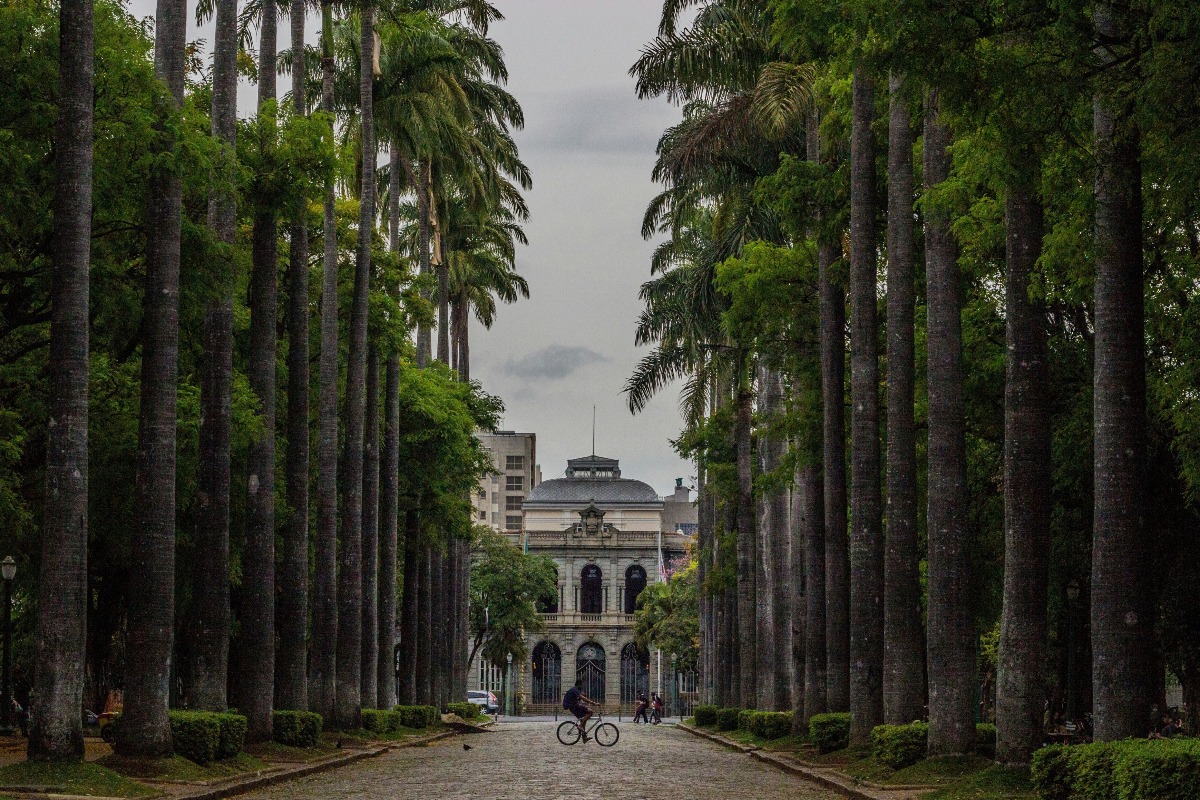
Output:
top-left (747, 711), bottom-right (793, 740)
top-left (1031, 740), bottom-right (1200, 800)
top-left (633, 560), bottom-right (699, 671)
top-left (446, 702), bottom-right (481, 720)
top-left (394, 705), bottom-right (439, 729)
top-left (271, 711), bottom-right (323, 747)
top-left (360, 709), bottom-right (394, 734)
top-left (694, 704), bottom-right (719, 727)
top-left (809, 712), bottom-right (851, 754)
top-left (168, 711), bottom-right (223, 765)
top-left (214, 713), bottom-right (248, 759)
top-left (738, 708), bottom-right (756, 731)
top-left (716, 707), bottom-right (742, 732)
top-left (872, 721), bottom-right (929, 770)
top-left (468, 528), bottom-right (557, 669)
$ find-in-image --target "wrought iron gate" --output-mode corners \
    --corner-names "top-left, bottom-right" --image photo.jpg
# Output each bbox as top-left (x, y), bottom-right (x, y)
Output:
top-left (531, 641), bottom-right (561, 705)
top-left (576, 642), bottom-right (606, 702)
top-left (619, 643), bottom-right (649, 708)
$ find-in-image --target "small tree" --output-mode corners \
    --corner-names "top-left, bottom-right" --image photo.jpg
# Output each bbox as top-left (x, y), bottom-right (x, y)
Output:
top-left (467, 529), bottom-right (557, 671)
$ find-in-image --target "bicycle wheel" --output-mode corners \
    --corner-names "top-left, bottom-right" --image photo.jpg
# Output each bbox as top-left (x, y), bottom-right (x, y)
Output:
top-left (557, 720), bottom-right (582, 745)
top-left (594, 722), bottom-right (619, 747)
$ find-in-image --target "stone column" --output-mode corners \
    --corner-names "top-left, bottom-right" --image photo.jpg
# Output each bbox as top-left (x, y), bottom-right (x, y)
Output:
top-left (606, 639), bottom-right (620, 711)
top-left (564, 558), bottom-right (574, 612)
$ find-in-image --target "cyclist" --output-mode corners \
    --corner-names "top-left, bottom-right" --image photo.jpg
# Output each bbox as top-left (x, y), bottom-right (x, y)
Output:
top-left (562, 680), bottom-right (598, 741)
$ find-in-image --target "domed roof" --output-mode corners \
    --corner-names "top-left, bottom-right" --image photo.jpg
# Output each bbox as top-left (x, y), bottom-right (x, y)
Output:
top-left (523, 455), bottom-right (662, 506)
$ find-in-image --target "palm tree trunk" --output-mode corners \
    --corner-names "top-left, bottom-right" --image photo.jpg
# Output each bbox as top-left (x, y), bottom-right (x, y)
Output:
top-left (848, 66), bottom-right (883, 743)
top-left (924, 92), bottom-right (974, 756)
top-left (1091, 0), bottom-right (1150, 741)
top-left (335, 4), bottom-right (376, 728)
top-left (29, 0), bottom-right (93, 760)
top-left (734, 362), bottom-right (757, 708)
top-left (277, 0), bottom-right (310, 713)
top-left (417, 545), bottom-right (433, 704)
top-left (360, 348), bottom-right (380, 709)
top-left (696, 457), bottom-right (711, 703)
top-left (191, 0), bottom-right (235, 714)
top-left (883, 71), bottom-right (925, 726)
top-left (995, 175), bottom-right (1051, 765)
top-left (765, 369), bottom-right (791, 711)
top-left (310, 0), bottom-right (339, 723)
top-left (120, 0), bottom-right (187, 757)
top-left (415, 160), bottom-right (432, 368)
top-left (378, 355), bottom-right (400, 708)
top-left (399, 512), bottom-right (420, 704)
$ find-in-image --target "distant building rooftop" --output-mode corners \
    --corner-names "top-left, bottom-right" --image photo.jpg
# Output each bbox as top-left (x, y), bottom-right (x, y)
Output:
top-left (524, 455), bottom-right (662, 506)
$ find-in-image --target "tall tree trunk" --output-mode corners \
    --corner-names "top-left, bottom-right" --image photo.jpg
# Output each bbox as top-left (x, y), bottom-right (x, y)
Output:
top-left (361, 348), bottom-right (380, 709)
top-left (1091, 0), bottom-right (1150, 742)
top-left (414, 161), bottom-right (432, 368)
top-left (848, 66), bottom-right (883, 744)
top-left (310, 0), bottom-right (339, 723)
top-left (236, 0), bottom-right (278, 743)
top-left (789, 473), bottom-right (806, 726)
top-left (29, 0), bottom-right (93, 760)
top-left (378, 355), bottom-right (400, 708)
top-left (883, 71), bottom-right (925, 726)
top-left (765, 369), bottom-right (792, 711)
top-left (119, 0), bottom-right (186, 757)
top-left (996, 176), bottom-right (1051, 765)
top-left (335, 4), bottom-right (375, 728)
top-left (924, 92), bottom-right (974, 756)
top-left (416, 545), bottom-right (433, 704)
top-left (277, 0), bottom-right (310, 713)
top-left (756, 370), bottom-right (775, 709)
top-left (191, 0), bottom-right (236, 714)
top-left (734, 365), bottom-right (757, 708)
top-left (399, 512), bottom-right (420, 704)
top-left (697, 458), bottom-right (711, 703)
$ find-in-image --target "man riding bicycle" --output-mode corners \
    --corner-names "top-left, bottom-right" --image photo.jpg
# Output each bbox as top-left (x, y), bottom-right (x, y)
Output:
top-left (562, 680), bottom-right (598, 741)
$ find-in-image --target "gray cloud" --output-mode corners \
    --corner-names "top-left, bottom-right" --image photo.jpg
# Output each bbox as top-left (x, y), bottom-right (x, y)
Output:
top-left (505, 345), bottom-right (607, 381)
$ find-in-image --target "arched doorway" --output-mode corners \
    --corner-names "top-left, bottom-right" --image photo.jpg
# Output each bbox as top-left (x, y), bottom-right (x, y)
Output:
top-left (624, 565), bottom-right (647, 614)
top-left (531, 641), bottom-right (561, 706)
top-left (580, 564), bottom-right (603, 614)
top-left (575, 641), bottom-right (606, 702)
top-left (619, 642), bottom-right (649, 708)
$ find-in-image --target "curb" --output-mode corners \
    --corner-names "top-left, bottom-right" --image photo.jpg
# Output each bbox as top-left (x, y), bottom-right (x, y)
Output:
top-left (676, 723), bottom-right (915, 800)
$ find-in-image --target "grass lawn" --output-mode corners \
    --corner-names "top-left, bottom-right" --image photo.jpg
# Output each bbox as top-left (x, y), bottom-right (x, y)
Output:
top-left (246, 740), bottom-right (338, 762)
top-left (719, 729), bottom-right (810, 752)
top-left (924, 765), bottom-right (1034, 800)
top-left (99, 752), bottom-right (268, 783)
top-left (0, 760), bottom-right (158, 797)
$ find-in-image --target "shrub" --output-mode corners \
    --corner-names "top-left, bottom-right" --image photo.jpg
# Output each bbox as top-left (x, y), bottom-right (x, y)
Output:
top-left (1068, 741), bottom-right (1119, 800)
top-left (360, 709), bottom-right (394, 734)
top-left (749, 711), bottom-right (793, 741)
top-left (738, 709), bottom-right (756, 731)
top-left (975, 723), bottom-right (996, 759)
top-left (272, 710), bottom-right (323, 747)
top-left (716, 707), bottom-right (741, 732)
top-left (168, 710), bottom-right (222, 765)
top-left (872, 721), bottom-right (928, 770)
top-left (446, 702), bottom-right (480, 720)
top-left (1031, 740), bottom-right (1200, 800)
top-left (214, 713), bottom-right (247, 759)
top-left (394, 705), bottom-right (439, 729)
top-left (809, 712), bottom-right (851, 754)
top-left (694, 705), bottom-right (719, 727)
top-left (1030, 744), bottom-right (1073, 800)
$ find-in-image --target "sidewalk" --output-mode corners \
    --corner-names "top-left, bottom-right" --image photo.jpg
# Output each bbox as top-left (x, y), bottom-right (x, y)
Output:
top-left (676, 723), bottom-right (933, 800)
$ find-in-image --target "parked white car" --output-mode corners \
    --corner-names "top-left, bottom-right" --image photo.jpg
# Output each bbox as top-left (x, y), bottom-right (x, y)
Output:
top-left (467, 689), bottom-right (499, 714)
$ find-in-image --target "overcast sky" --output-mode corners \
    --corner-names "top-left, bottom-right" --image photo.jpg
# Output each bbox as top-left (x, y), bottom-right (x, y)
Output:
top-left (126, 0), bottom-right (693, 497)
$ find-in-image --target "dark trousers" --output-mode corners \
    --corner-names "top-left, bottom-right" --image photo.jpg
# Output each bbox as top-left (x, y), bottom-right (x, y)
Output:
top-left (634, 705), bottom-right (649, 723)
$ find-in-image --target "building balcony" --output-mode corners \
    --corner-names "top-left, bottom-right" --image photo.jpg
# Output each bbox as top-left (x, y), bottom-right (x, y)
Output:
top-left (536, 611), bottom-right (638, 627)
top-left (508, 529), bottom-right (689, 548)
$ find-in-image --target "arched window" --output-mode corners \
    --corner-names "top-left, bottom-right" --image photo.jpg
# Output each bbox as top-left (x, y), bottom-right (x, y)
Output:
top-left (537, 565), bottom-right (559, 613)
top-left (580, 564), bottom-right (603, 614)
top-left (619, 642), bottom-right (649, 708)
top-left (531, 641), bottom-right (562, 705)
top-left (576, 641), bottom-right (606, 701)
top-left (624, 564), bottom-right (647, 614)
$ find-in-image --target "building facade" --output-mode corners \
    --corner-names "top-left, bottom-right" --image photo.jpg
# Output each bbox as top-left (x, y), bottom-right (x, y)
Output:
top-left (469, 455), bottom-right (695, 714)
top-left (472, 431), bottom-right (541, 533)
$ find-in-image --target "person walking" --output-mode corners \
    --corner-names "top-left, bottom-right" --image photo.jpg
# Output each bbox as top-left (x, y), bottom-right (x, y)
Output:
top-left (633, 691), bottom-right (649, 724)
top-left (651, 692), bottom-right (664, 725)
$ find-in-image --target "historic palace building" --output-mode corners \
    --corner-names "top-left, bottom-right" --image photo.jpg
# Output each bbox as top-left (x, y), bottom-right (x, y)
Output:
top-left (468, 454), bottom-right (694, 713)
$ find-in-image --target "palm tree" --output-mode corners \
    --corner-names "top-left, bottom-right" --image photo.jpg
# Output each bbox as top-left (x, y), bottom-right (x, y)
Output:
top-left (29, 0), bottom-right (93, 762)
top-left (760, 367), bottom-right (791, 711)
top-left (236, 0), bottom-right (279, 742)
top-left (1090, 1), bottom-right (1150, 742)
top-left (278, 0), bottom-right (311, 712)
top-left (882, 72), bottom-right (924, 725)
top-left (378, 350), bottom-right (400, 708)
top-left (119, 0), bottom-right (187, 758)
top-left (190, 0), bottom-right (236, 715)
top-left (360, 347), bottom-right (380, 709)
top-left (848, 66), bottom-right (882, 744)
top-left (311, 0), bottom-right (340, 723)
top-left (996, 173), bottom-right (1051, 764)
top-left (923, 93), bottom-right (974, 756)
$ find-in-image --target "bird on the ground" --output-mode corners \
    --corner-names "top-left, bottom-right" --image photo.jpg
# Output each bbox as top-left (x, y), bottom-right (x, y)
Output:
top-left (462, 743), bottom-right (473, 751)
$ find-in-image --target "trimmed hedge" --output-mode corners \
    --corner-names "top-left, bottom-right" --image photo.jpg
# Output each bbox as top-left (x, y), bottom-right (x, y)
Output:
top-left (446, 702), bottom-right (481, 720)
top-left (748, 711), bottom-right (793, 741)
top-left (872, 721), bottom-right (928, 770)
top-left (272, 710), bottom-right (323, 747)
top-left (1031, 739), bottom-right (1200, 800)
top-left (694, 705), bottom-right (719, 727)
top-left (395, 705), bottom-right (439, 729)
top-left (737, 709), bottom-right (756, 731)
top-left (716, 707), bottom-right (741, 732)
top-left (361, 709), bottom-right (395, 734)
top-left (975, 723), bottom-right (997, 759)
top-left (168, 711), bottom-right (222, 765)
top-left (809, 712), bottom-right (851, 754)
top-left (214, 713), bottom-right (248, 759)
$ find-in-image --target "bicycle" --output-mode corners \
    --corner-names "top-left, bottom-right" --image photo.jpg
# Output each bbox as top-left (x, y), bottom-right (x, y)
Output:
top-left (557, 711), bottom-right (619, 746)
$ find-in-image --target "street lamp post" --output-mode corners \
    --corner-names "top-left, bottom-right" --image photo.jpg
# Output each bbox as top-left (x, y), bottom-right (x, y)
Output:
top-left (506, 652), bottom-right (514, 717)
top-left (1, 556), bottom-right (16, 736)
top-left (1066, 580), bottom-right (1081, 724)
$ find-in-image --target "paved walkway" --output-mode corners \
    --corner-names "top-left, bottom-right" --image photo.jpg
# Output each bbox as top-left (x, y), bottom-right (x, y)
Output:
top-left (240, 721), bottom-right (841, 800)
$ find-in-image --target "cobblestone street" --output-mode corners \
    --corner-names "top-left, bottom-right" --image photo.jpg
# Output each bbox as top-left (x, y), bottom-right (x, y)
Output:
top-left (243, 721), bottom-right (840, 800)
